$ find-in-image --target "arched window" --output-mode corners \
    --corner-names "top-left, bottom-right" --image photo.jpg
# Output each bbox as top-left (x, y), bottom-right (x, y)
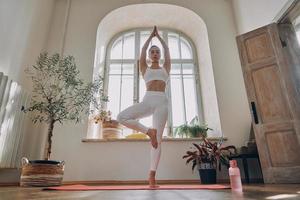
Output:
top-left (104, 28), bottom-right (202, 137)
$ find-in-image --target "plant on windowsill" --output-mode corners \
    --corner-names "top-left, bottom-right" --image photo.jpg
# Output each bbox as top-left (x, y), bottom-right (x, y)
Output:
top-left (93, 110), bottom-right (112, 124)
top-left (182, 133), bottom-right (237, 184)
top-left (21, 52), bottom-right (107, 186)
top-left (93, 109), bottom-right (122, 139)
top-left (174, 116), bottom-right (212, 138)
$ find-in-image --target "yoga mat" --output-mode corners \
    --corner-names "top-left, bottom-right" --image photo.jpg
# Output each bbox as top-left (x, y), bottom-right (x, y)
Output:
top-left (44, 184), bottom-right (230, 191)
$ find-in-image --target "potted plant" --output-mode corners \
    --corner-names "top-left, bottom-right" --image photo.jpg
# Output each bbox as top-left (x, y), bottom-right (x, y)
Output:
top-left (21, 52), bottom-right (107, 186)
top-left (93, 110), bottom-right (122, 139)
top-left (183, 133), bottom-right (237, 184)
top-left (174, 116), bottom-right (212, 138)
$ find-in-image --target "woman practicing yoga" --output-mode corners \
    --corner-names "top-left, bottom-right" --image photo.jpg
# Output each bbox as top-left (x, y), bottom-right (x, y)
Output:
top-left (117, 26), bottom-right (170, 188)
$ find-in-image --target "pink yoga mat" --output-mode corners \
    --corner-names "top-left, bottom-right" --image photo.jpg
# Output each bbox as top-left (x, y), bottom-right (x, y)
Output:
top-left (44, 184), bottom-right (230, 191)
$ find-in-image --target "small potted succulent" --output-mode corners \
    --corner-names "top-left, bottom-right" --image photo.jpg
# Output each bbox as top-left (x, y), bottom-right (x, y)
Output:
top-left (183, 134), bottom-right (237, 184)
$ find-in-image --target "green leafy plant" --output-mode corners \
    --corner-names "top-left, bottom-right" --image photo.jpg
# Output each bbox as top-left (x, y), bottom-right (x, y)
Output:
top-left (183, 134), bottom-right (237, 172)
top-left (93, 110), bottom-right (112, 124)
top-left (174, 116), bottom-right (212, 138)
top-left (22, 52), bottom-right (108, 160)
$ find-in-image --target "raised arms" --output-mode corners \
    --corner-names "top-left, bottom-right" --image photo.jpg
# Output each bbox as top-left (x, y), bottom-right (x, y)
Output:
top-left (155, 28), bottom-right (171, 74)
top-left (140, 26), bottom-right (171, 75)
top-left (139, 27), bottom-right (156, 76)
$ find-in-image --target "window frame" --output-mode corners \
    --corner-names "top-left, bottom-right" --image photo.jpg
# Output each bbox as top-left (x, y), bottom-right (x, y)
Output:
top-left (103, 27), bottom-right (204, 137)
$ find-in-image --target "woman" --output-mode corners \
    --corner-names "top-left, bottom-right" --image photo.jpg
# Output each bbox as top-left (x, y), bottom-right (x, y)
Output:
top-left (117, 26), bottom-right (170, 188)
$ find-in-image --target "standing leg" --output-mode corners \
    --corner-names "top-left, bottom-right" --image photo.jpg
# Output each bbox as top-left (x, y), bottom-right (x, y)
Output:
top-left (149, 103), bottom-right (168, 187)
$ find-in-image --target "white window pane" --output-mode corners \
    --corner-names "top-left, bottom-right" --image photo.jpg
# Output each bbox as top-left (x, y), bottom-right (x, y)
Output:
top-left (183, 75), bottom-right (198, 123)
top-left (107, 75), bottom-right (121, 119)
top-left (170, 75), bottom-right (185, 126)
top-left (180, 37), bottom-right (193, 59)
top-left (162, 128), bottom-right (168, 137)
top-left (123, 32), bottom-right (135, 59)
top-left (293, 15), bottom-right (300, 45)
top-left (170, 64), bottom-right (181, 75)
top-left (182, 63), bottom-right (194, 74)
top-left (122, 128), bottom-right (133, 137)
top-left (120, 75), bottom-right (134, 110)
top-left (122, 64), bottom-right (134, 74)
top-left (110, 36), bottom-right (123, 59)
top-left (168, 33), bottom-right (180, 59)
top-left (296, 31), bottom-right (300, 44)
top-left (139, 116), bottom-right (152, 131)
top-left (109, 64), bottom-right (121, 74)
top-left (172, 127), bottom-right (178, 137)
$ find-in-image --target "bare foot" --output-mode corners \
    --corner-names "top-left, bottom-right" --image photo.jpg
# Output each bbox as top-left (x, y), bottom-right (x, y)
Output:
top-left (148, 171), bottom-right (160, 189)
top-left (147, 129), bottom-right (158, 149)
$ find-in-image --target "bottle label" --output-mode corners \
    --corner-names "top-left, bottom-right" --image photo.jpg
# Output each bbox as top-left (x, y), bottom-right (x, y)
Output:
top-left (229, 168), bottom-right (240, 176)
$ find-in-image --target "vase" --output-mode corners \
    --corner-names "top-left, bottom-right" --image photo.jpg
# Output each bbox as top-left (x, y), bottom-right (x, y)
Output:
top-left (198, 168), bottom-right (217, 184)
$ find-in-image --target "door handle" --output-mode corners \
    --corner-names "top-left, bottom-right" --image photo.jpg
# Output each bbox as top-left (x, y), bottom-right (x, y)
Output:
top-left (251, 101), bottom-right (259, 124)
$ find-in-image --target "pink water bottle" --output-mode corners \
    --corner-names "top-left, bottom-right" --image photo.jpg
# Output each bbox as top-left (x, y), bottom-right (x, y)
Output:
top-left (229, 160), bottom-right (243, 192)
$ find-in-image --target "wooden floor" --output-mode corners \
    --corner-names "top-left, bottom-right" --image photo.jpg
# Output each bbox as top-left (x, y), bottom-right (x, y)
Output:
top-left (0, 184), bottom-right (299, 200)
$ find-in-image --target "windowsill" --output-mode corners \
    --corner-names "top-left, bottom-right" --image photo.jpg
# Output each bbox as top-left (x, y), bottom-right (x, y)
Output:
top-left (82, 137), bottom-right (227, 142)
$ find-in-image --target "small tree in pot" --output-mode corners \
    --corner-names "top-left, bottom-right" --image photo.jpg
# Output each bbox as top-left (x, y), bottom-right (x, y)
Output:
top-left (21, 52), bottom-right (107, 186)
top-left (183, 134), bottom-right (237, 184)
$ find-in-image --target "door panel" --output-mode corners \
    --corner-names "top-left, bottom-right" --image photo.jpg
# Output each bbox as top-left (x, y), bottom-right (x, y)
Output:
top-left (252, 64), bottom-right (291, 123)
top-left (237, 23), bottom-right (300, 183)
top-left (245, 33), bottom-right (274, 63)
top-left (266, 129), bottom-right (300, 166)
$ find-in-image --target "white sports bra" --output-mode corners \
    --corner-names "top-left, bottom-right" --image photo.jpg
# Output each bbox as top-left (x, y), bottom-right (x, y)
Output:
top-left (143, 67), bottom-right (169, 84)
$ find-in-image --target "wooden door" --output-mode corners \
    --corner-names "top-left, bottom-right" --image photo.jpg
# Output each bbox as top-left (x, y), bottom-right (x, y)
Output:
top-left (237, 23), bottom-right (300, 183)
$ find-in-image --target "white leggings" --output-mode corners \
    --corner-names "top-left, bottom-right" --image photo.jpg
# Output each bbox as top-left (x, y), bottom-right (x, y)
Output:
top-left (117, 91), bottom-right (169, 171)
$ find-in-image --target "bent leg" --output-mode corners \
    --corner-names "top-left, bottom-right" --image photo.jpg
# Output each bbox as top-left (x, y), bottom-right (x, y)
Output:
top-left (117, 102), bottom-right (153, 134)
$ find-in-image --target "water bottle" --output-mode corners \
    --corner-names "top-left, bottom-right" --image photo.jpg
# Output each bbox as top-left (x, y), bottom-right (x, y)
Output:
top-left (229, 160), bottom-right (243, 192)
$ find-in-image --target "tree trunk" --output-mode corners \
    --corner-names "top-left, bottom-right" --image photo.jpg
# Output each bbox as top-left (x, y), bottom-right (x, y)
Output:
top-left (45, 118), bottom-right (55, 160)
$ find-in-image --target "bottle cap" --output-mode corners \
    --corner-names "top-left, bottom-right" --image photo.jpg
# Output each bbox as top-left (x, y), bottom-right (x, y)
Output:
top-left (230, 160), bottom-right (237, 167)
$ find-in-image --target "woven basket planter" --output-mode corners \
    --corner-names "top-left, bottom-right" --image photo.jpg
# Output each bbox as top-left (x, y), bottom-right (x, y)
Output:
top-left (20, 157), bottom-right (65, 187)
top-left (102, 120), bottom-right (122, 139)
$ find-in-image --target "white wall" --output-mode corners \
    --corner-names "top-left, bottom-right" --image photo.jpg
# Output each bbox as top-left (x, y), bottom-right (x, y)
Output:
top-left (0, 0), bottom-right (55, 88)
top-left (0, 0), bottom-right (55, 183)
top-left (46, 0), bottom-right (252, 182)
top-left (231, 0), bottom-right (293, 34)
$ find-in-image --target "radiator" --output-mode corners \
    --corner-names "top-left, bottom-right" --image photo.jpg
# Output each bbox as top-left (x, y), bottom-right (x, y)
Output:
top-left (0, 72), bottom-right (30, 168)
